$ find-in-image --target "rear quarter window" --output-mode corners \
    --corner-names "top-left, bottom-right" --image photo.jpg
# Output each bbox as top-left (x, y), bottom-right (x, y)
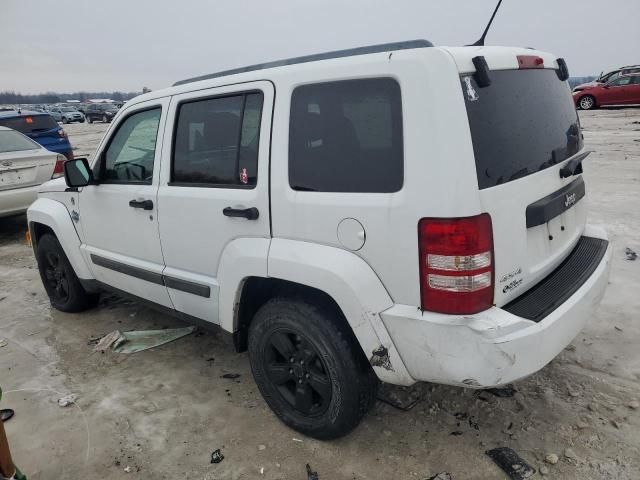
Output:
top-left (289, 78), bottom-right (403, 193)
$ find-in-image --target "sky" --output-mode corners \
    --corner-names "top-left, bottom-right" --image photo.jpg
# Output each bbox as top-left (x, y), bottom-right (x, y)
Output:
top-left (1, 0), bottom-right (639, 94)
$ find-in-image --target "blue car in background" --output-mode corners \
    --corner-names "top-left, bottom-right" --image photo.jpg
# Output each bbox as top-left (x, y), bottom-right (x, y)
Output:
top-left (0, 110), bottom-right (74, 161)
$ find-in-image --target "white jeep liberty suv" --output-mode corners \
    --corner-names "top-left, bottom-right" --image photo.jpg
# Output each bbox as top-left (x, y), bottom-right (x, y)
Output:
top-left (28, 40), bottom-right (612, 439)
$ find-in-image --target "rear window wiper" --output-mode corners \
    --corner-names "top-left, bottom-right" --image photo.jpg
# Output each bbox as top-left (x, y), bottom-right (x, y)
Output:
top-left (560, 150), bottom-right (591, 178)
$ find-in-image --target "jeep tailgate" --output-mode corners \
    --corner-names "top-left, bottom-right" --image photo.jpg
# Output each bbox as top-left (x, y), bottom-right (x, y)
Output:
top-left (460, 67), bottom-right (587, 307)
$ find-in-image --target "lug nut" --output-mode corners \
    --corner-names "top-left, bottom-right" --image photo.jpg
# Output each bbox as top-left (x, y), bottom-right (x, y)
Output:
top-left (289, 369), bottom-right (294, 375)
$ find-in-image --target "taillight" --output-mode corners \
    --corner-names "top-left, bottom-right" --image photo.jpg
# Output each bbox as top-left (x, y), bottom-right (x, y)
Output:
top-left (58, 128), bottom-right (67, 138)
top-left (52, 154), bottom-right (66, 179)
top-left (418, 214), bottom-right (494, 314)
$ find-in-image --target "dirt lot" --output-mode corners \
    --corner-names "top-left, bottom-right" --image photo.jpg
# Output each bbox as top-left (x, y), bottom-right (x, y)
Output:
top-left (1, 109), bottom-right (639, 479)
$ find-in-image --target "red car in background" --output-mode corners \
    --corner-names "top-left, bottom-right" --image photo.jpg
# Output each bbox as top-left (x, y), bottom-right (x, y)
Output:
top-left (574, 73), bottom-right (640, 109)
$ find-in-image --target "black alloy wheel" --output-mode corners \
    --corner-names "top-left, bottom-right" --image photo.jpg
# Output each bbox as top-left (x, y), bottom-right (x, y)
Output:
top-left (42, 249), bottom-right (70, 304)
top-left (264, 329), bottom-right (332, 416)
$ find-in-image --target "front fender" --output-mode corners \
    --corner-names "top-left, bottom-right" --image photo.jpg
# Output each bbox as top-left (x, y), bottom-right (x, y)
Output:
top-left (27, 197), bottom-right (93, 280)
top-left (267, 238), bottom-right (414, 385)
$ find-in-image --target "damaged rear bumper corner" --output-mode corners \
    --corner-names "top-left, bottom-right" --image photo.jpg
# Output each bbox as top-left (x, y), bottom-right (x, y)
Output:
top-left (379, 225), bottom-right (612, 389)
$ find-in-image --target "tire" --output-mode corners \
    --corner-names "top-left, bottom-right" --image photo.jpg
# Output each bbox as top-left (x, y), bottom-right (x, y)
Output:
top-left (102, 115), bottom-right (108, 123)
top-left (62, 118), bottom-right (69, 124)
top-left (36, 234), bottom-right (98, 312)
top-left (578, 95), bottom-right (596, 110)
top-left (248, 298), bottom-right (379, 440)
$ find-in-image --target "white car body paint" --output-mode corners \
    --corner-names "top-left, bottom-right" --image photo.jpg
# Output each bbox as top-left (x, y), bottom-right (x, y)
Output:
top-left (27, 43), bottom-right (611, 388)
top-left (217, 237), bottom-right (270, 331)
top-left (28, 197), bottom-right (93, 280)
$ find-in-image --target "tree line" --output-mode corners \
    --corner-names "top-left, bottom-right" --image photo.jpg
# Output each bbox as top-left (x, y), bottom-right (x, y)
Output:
top-left (0, 90), bottom-right (147, 105)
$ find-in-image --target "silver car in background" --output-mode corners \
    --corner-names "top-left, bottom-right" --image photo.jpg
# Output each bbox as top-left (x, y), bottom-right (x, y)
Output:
top-left (48, 106), bottom-right (85, 124)
top-left (0, 126), bottom-right (63, 217)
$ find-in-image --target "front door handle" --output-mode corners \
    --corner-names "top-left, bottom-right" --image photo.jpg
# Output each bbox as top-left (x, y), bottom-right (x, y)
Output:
top-left (223, 206), bottom-right (259, 220)
top-left (129, 199), bottom-right (154, 210)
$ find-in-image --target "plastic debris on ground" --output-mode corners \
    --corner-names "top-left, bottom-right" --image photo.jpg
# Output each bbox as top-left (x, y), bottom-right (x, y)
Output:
top-left (426, 473), bottom-right (453, 480)
top-left (221, 373), bottom-right (241, 379)
top-left (210, 449), bottom-right (224, 464)
top-left (485, 447), bottom-right (536, 479)
top-left (93, 326), bottom-right (195, 354)
top-left (0, 408), bottom-right (14, 422)
top-left (484, 385), bottom-right (517, 398)
top-left (377, 383), bottom-right (424, 410)
top-left (625, 247), bottom-right (637, 261)
top-left (306, 463), bottom-right (319, 480)
top-left (58, 393), bottom-right (78, 407)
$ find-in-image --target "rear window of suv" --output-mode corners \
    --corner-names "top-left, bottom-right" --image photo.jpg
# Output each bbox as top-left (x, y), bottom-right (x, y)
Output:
top-left (462, 69), bottom-right (583, 189)
top-left (0, 114), bottom-right (59, 135)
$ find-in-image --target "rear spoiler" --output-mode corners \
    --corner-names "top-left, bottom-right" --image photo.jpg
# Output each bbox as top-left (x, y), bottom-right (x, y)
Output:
top-left (471, 55), bottom-right (571, 88)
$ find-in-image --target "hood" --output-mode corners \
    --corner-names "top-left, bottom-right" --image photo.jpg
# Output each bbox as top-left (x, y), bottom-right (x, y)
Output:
top-left (38, 176), bottom-right (68, 193)
top-left (573, 81), bottom-right (602, 91)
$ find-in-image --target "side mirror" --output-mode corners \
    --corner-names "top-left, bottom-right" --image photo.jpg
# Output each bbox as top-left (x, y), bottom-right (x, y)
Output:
top-left (64, 157), bottom-right (94, 188)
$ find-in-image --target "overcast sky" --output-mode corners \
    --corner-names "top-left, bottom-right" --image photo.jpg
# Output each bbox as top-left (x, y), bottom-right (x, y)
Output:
top-left (1, 0), bottom-right (638, 93)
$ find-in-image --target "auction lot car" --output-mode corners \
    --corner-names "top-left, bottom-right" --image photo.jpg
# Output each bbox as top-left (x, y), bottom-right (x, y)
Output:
top-left (48, 106), bottom-right (85, 124)
top-left (0, 127), bottom-right (62, 217)
top-left (85, 103), bottom-right (119, 123)
top-left (27, 40), bottom-right (611, 439)
top-left (574, 73), bottom-right (640, 109)
top-left (572, 64), bottom-right (640, 92)
top-left (0, 110), bottom-right (74, 160)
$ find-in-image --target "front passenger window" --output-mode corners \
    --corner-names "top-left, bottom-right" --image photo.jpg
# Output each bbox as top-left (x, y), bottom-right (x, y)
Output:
top-left (102, 108), bottom-right (161, 183)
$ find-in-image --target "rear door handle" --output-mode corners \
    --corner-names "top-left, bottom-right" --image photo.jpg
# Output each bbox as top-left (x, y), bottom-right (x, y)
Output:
top-left (129, 199), bottom-right (154, 210)
top-left (222, 206), bottom-right (259, 220)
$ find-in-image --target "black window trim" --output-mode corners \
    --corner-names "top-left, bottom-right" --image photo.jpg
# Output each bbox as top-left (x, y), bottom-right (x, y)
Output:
top-left (96, 105), bottom-right (163, 186)
top-left (168, 89), bottom-right (264, 190)
top-left (288, 76), bottom-right (405, 194)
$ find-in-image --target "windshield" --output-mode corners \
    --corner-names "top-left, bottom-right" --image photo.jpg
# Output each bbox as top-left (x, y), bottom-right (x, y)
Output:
top-left (61, 107), bottom-right (76, 112)
top-left (0, 114), bottom-right (59, 134)
top-left (0, 130), bottom-right (41, 152)
top-left (462, 69), bottom-right (583, 189)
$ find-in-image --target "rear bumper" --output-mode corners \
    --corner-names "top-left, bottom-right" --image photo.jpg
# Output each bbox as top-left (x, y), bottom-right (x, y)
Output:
top-left (381, 224), bottom-right (612, 388)
top-left (0, 184), bottom-right (40, 217)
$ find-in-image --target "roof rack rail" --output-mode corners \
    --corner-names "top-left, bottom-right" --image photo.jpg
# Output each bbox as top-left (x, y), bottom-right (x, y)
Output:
top-left (173, 39), bottom-right (434, 86)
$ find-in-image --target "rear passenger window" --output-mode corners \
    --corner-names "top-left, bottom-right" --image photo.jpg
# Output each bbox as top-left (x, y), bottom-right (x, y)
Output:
top-left (172, 92), bottom-right (264, 187)
top-left (289, 78), bottom-right (403, 193)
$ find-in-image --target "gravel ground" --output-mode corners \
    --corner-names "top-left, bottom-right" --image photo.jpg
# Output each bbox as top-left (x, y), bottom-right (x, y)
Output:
top-left (0, 108), bottom-right (639, 479)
